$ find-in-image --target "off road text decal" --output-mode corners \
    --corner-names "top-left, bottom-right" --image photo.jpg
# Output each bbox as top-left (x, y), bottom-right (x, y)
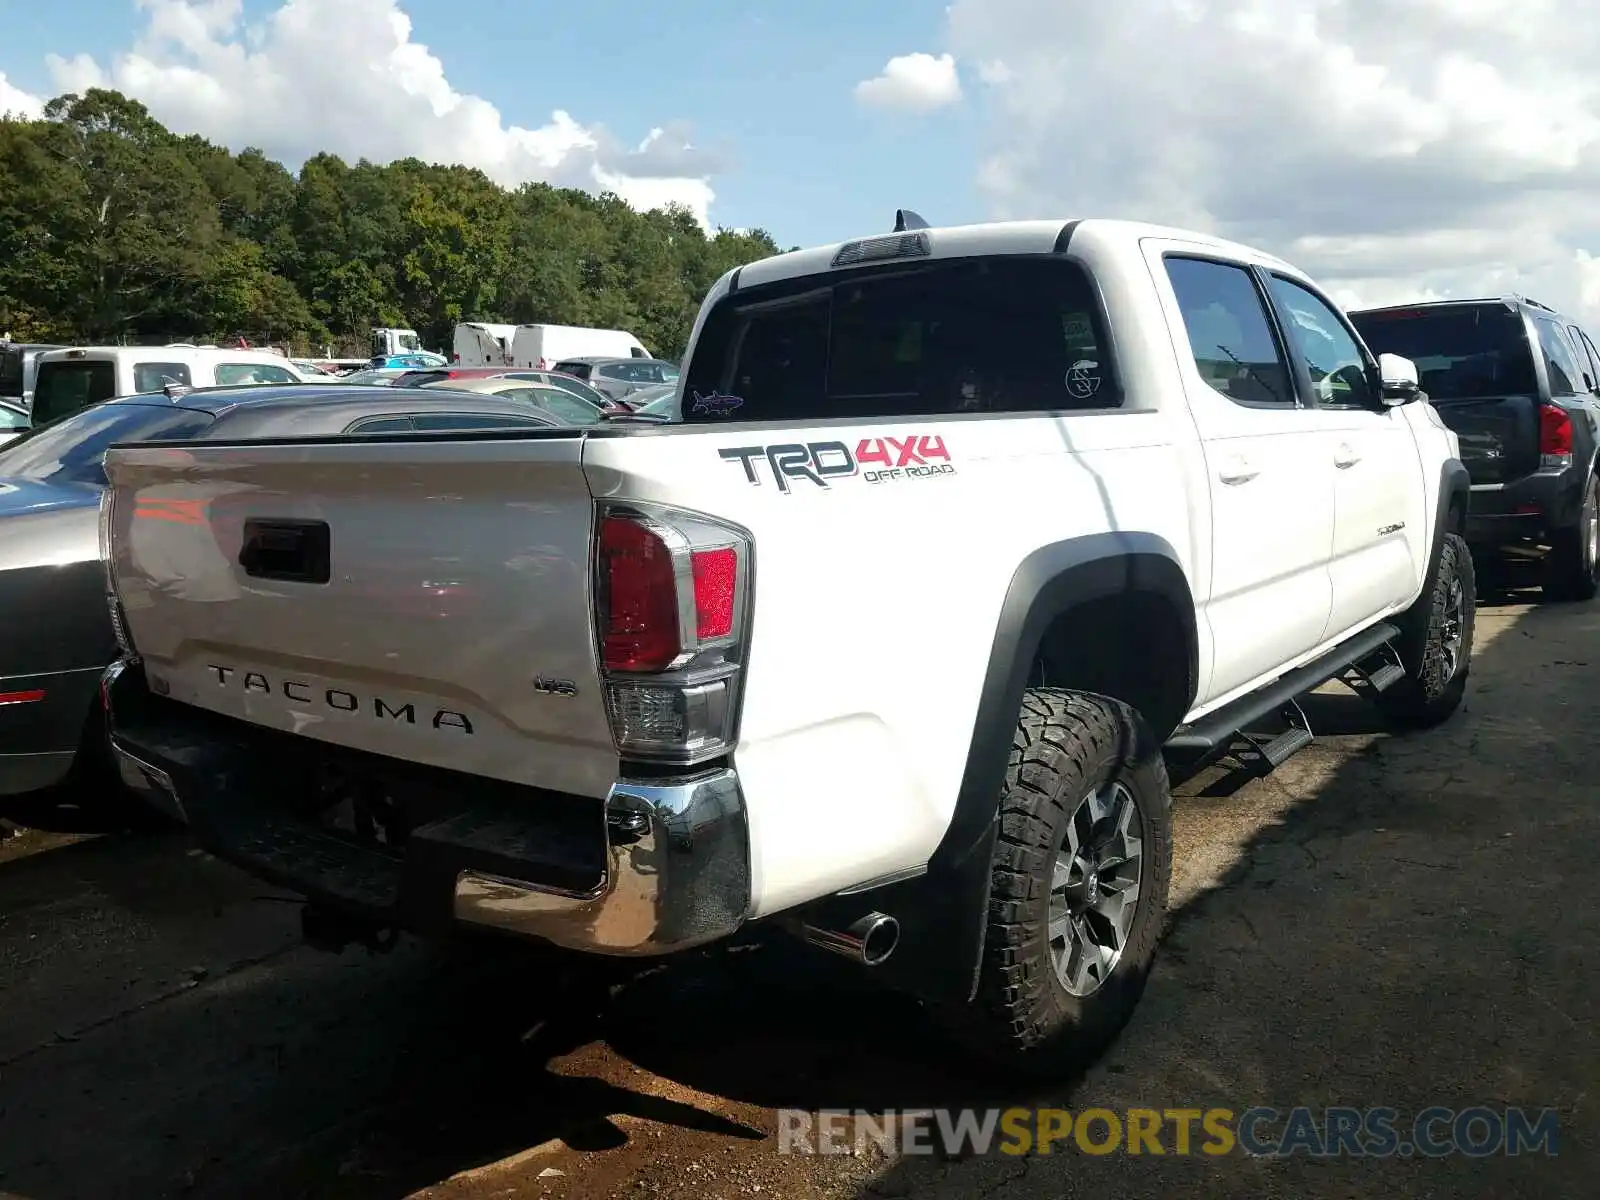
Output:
top-left (718, 435), bottom-right (954, 493)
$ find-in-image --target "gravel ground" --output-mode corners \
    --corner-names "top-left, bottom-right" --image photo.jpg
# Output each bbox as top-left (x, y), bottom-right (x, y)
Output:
top-left (1, 575), bottom-right (1593, 1199)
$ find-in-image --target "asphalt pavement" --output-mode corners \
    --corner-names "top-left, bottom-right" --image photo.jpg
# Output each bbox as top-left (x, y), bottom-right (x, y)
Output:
top-left (0, 569), bottom-right (1593, 1199)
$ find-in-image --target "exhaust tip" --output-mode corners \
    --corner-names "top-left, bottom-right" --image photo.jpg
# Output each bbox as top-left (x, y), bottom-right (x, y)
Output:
top-left (800, 911), bottom-right (900, 967)
top-left (856, 913), bottom-right (899, 967)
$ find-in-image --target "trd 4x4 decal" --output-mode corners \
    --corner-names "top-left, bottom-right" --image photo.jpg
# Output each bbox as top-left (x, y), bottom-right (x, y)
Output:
top-left (719, 435), bottom-right (953, 493)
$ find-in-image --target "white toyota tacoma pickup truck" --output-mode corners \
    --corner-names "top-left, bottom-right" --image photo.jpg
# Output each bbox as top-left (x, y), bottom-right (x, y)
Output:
top-left (98, 214), bottom-right (1472, 1075)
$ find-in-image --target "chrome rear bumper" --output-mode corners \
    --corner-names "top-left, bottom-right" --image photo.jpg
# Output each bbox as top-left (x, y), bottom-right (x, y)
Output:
top-left (452, 771), bottom-right (751, 955)
top-left (104, 659), bottom-right (751, 957)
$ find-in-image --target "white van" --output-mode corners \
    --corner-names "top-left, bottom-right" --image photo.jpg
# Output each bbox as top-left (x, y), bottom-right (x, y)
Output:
top-left (509, 324), bottom-right (648, 370)
top-left (30, 346), bottom-right (313, 424)
top-left (452, 322), bottom-right (519, 367)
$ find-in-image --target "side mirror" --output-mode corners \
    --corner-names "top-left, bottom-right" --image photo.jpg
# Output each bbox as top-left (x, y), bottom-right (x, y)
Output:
top-left (1377, 353), bottom-right (1421, 406)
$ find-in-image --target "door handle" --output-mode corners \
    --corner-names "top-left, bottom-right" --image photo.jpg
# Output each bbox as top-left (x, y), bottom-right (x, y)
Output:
top-left (1334, 443), bottom-right (1361, 469)
top-left (1217, 454), bottom-right (1259, 485)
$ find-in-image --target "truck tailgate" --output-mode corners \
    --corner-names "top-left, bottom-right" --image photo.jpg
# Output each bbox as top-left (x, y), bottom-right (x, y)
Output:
top-left (103, 434), bottom-right (618, 799)
top-left (1431, 394), bottom-right (1542, 484)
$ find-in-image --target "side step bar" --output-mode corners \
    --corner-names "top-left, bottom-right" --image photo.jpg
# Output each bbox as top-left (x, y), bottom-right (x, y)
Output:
top-left (1237, 698), bottom-right (1313, 771)
top-left (1167, 620), bottom-right (1401, 756)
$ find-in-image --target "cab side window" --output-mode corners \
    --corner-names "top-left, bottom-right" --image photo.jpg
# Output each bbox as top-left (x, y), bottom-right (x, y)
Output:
top-left (133, 362), bottom-right (193, 393)
top-left (1164, 257), bottom-right (1295, 408)
top-left (218, 363), bottom-right (299, 385)
top-left (1266, 275), bottom-right (1375, 409)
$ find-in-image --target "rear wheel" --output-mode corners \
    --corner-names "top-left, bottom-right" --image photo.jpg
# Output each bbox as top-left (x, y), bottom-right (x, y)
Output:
top-left (1544, 474), bottom-right (1600, 602)
top-left (1379, 531), bottom-right (1474, 728)
top-left (946, 689), bottom-right (1172, 1078)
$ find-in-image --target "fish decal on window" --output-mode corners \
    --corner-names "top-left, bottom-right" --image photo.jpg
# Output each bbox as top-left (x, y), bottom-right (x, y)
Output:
top-left (691, 390), bottom-right (745, 415)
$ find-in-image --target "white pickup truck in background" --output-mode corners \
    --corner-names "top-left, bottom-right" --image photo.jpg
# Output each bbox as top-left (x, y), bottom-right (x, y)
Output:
top-left (98, 214), bottom-right (1471, 1076)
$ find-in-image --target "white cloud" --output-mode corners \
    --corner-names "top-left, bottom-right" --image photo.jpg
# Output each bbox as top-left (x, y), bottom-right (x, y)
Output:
top-left (947, 0), bottom-right (1600, 326)
top-left (854, 52), bottom-right (962, 113)
top-left (35, 0), bottom-right (721, 227)
top-left (0, 72), bottom-right (43, 119)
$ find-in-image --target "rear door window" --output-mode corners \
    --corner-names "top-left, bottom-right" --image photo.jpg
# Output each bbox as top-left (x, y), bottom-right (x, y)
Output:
top-left (31, 361), bottom-right (118, 423)
top-left (1534, 317), bottom-right (1587, 395)
top-left (132, 362), bottom-right (193, 393)
top-left (1349, 305), bottom-right (1538, 400)
top-left (555, 361), bottom-right (593, 379)
top-left (682, 257), bottom-right (1119, 420)
top-left (506, 386), bottom-right (602, 425)
top-left (1163, 257), bottom-right (1295, 408)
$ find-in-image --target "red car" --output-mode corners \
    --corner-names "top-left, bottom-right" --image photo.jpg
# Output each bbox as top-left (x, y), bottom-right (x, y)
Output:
top-left (391, 367), bottom-right (633, 413)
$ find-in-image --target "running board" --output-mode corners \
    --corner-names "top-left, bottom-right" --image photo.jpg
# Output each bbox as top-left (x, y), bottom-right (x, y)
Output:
top-left (1166, 621), bottom-right (1401, 755)
top-left (1237, 698), bottom-right (1314, 770)
top-left (1340, 642), bottom-right (1407, 697)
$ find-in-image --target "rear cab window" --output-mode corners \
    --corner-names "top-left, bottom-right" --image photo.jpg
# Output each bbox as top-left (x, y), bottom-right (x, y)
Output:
top-left (1348, 303), bottom-right (1538, 400)
top-left (31, 360), bottom-right (117, 423)
top-left (679, 256), bottom-right (1120, 421)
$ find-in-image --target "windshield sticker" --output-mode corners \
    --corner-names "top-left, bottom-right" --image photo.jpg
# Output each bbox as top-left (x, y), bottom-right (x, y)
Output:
top-left (1066, 359), bottom-right (1102, 399)
top-left (719, 434), bottom-right (954, 493)
top-left (690, 389), bottom-right (745, 415)
top-left (1061, 313), bottom-right (1093, 344)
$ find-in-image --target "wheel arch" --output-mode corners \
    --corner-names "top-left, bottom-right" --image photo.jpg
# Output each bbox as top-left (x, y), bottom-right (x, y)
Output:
top-left (852, 533), bottom-right (1198, 1007)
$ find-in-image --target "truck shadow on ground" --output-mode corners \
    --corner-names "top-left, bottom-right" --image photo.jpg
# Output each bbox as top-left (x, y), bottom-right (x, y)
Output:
top-left (2, 590), bottom-right (1596, 1200)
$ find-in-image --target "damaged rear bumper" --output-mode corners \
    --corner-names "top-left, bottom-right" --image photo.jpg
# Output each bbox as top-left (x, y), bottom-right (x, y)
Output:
top-left (101, 658), bottom-right (751, 956)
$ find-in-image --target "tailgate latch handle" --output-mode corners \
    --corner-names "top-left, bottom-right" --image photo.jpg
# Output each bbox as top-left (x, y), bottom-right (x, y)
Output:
top-left (239, 519), bottom-right (331, 584)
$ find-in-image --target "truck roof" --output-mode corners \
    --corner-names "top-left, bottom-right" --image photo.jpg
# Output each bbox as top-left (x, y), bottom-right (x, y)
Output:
top-left (728, 217), bottom-right (1302, 294)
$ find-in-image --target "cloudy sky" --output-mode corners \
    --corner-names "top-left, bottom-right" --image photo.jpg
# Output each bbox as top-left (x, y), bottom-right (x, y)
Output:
top-left (4, 0), bottom-right (1600, 323)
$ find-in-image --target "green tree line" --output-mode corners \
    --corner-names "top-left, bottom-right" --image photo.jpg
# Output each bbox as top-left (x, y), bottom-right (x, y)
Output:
top-left (0, 90), bottom-right (786, 359)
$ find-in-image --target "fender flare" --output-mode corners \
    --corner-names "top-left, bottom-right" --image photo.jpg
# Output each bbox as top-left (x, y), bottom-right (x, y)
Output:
top-left (862, 532), bottom-right (1198, 1005)
top-left (1433, 457), bottom-right (1470, 549)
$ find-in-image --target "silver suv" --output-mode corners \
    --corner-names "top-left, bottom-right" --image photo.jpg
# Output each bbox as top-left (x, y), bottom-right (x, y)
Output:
top-left (551, 356), bottom-right (679, 401)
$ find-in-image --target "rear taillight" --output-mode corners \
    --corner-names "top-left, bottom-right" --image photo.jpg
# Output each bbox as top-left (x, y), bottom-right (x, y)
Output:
top-left (1540, 402), bottom-right (1574, 467)
top-left (594, 504), bottom-right (752, 764)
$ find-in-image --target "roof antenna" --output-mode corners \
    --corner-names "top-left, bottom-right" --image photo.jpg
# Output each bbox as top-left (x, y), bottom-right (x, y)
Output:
top-left (893, 209), bottom-right (929, 232)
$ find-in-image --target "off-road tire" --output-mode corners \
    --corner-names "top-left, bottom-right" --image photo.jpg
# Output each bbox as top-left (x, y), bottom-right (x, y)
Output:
top-left (947, 688), bottom-right (1172, 1078)
top-left (1378, 531), bottom-right (1475, 728)
top-left (1543, 474), bottom-right (1600, 602)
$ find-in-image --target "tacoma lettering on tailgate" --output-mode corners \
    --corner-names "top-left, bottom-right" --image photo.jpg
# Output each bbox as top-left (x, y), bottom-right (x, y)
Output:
top-left (205, 665), bottom-right (474, 733)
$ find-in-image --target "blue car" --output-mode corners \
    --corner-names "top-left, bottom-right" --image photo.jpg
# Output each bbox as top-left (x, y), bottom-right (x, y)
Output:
top-left (370, 352), bottom-right (448, 370)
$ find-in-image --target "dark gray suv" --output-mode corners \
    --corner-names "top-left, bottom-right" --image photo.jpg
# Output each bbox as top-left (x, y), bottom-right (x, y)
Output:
top-left (552, 356), bottom-right (680, 402)
top-left (1350, 295), bottom-right (1600, 600)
